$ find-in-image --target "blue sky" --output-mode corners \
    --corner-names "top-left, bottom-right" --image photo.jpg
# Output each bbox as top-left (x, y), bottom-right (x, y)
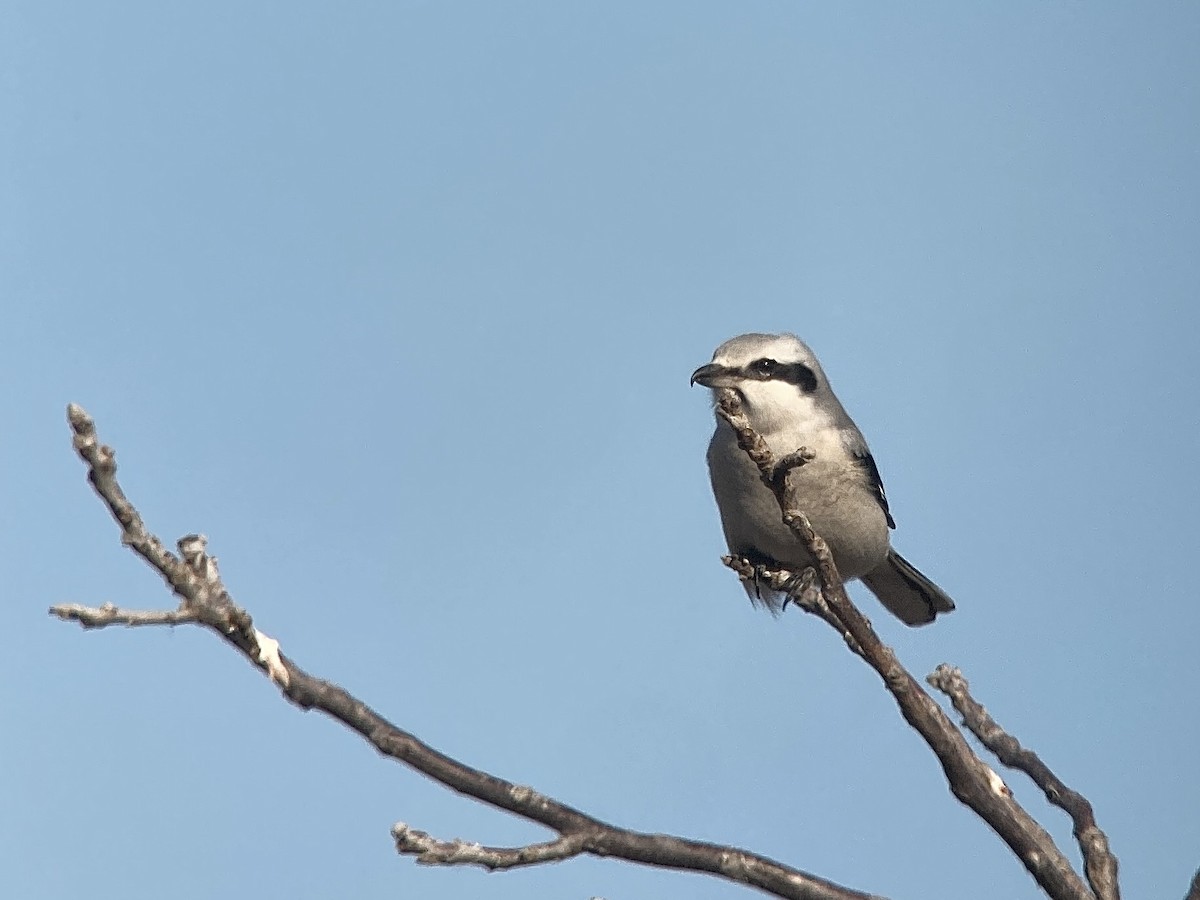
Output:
top-left (3, 3), bottom-right (1197, 899)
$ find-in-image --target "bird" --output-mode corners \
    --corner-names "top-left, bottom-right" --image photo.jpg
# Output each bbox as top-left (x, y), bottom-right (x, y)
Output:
top-left (691, 332), bottom-right (955, 626)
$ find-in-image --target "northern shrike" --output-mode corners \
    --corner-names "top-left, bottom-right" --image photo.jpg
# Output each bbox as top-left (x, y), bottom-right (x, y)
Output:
top-left (691, 333), bottom-right (955, 626)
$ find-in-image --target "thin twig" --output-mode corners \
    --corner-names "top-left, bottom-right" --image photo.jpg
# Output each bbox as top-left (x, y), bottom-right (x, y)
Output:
top-left (392, 824), bottom-right (592, 869)
top-left (50, 602), bottom-right (198, 628)
top-left (51, 404), bottom-right (881, 900)
top-left (927, 665), bottom-right (1120, 900)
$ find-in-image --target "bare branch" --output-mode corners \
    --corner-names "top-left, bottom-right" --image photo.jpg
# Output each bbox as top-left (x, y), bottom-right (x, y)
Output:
top-left (52, 405), bottom-right (881, 900)
top-left (712, 390), bottom-right (1100, 900)
top-left (391, 819), bottom-right (889, 900)
top-left (61, 405), bottom-right (280, 681)
top-left (1185, 867), bottom-right (1200, 900)
top-left (927, 665), bottom-right (1120, 900)
top-left (711, 392), bottom-right (782, 490)
top-left (49, 602), bottom-right (198, 628)
top-left (392, 823), bottom-right (591, 870)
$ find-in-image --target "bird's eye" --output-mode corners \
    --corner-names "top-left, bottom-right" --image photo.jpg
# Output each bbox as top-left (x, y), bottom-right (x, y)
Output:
top-left (751, 358), bottom-right (778, 378)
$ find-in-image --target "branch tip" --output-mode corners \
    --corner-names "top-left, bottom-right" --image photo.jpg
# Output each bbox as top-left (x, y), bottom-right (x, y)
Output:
top-left (926, 665), bottom-right (1120, 900)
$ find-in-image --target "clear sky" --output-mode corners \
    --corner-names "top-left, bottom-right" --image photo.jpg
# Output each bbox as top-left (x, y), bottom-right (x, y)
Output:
top-left (3, 4), bottom-right (1197, 899)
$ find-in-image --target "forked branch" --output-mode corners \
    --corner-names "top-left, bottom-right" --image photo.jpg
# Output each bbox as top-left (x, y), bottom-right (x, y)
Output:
top-left (926, 666), bottom-right (1118, 900)
top-left (712, 389), bottom-right (1115, 900)
top-left (49, 405), bottom-right (879, 900)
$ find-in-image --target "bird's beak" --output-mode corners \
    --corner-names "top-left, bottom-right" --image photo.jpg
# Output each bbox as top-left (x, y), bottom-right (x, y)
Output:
top-left (690, 363), bottom-right (737, 388)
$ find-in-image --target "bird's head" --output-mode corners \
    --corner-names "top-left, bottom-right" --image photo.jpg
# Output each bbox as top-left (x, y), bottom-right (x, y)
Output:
top-left (691, 333), bottom-right (832, 435)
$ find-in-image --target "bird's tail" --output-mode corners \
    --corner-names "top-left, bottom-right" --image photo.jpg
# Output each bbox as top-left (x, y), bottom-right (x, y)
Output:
top-left (860, 550), bottom-right (955, 627)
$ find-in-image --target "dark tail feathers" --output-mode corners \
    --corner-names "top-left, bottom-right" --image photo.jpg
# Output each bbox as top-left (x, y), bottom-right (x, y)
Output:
top-left (860, 550), bottom-right (956, 627)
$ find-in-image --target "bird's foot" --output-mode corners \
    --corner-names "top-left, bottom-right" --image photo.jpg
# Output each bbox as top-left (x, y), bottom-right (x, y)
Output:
top-left (779, 566), bottom-right (820, 610)
top-left (722, 555), bottom-right (786, 601)
top-left (722, 556), bottom-right (815, 608)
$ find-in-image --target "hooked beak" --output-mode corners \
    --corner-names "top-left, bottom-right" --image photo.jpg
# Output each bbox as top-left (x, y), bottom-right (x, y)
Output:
top-left (690, 362), bottom-right (738, 388)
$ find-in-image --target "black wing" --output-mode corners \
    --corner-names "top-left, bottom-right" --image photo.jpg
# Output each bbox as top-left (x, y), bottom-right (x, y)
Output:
top-left (852, 446), bottom-right (896, 529)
